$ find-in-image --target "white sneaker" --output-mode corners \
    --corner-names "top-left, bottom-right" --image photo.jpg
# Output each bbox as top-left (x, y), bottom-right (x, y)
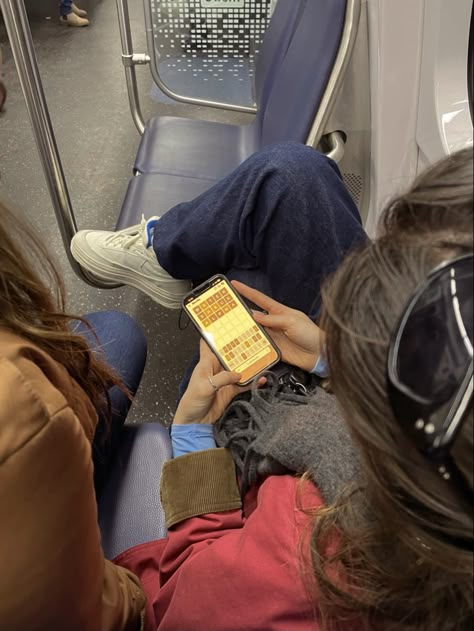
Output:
top-left (60, 12), bottom-right (90, 27)
top-left (72, 3), bottom-right (88, 17)
top-left (71, 216), bottom-right (192, 309)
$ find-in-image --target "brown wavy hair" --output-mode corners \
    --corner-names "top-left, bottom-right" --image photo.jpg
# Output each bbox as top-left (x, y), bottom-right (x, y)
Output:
top-left (309, 149), bottom-right (473, 631)
top-left (0, 199), bottom-right (123, 419)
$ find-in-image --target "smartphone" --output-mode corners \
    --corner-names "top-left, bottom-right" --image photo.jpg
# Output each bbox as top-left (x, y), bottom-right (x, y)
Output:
top-left (183, 275), bottom-right (281, 385)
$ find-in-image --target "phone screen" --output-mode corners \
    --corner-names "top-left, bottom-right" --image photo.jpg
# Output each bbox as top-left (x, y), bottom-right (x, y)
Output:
top-left (184, 276), bottom-right (280, 384)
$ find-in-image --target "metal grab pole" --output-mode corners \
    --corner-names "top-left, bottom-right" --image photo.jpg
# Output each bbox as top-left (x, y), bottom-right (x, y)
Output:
top-left (116, 0), bottom-right (146, 135)
top-left (0, 0), bottom-right (119, 288)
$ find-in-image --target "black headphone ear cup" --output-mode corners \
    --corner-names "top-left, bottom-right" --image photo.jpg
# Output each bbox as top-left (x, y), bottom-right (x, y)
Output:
top-left (388, 255), bottom-right (473, 456)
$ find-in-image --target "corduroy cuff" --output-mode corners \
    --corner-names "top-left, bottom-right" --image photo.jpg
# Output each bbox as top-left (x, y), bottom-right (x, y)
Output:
top-left (160, 448), bottom-right (242, 528)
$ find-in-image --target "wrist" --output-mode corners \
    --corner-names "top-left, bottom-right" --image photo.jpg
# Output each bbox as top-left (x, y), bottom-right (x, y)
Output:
top-left (300, 355), bottom-right (319, 373)
top-left (173, 402), bottom-right (205, 425)
top-left (173, 410), bottom-right (216, 425)
top-left (173, 400), bottom-right (220, 425)
top-left (173, 411), bottom-right (206, 424)
top-left (173, 417), bottom-right (210, 425)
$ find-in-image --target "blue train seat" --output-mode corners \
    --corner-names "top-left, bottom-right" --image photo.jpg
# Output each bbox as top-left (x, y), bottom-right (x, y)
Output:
top-left (116, 0), bottom-right (356, 229)
top-left (117, 172), bottom-right (213, 227)
top-left (98, 424), bottom-right (171, 560)
top-left (133, 0), bottom-right (348, 178)
top-left (133, 0), bottom-right (306, 179)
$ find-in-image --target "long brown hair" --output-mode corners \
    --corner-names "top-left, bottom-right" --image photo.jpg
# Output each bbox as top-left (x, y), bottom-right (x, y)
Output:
top-left (0, 199), bottom-right (123, 417)
top-left (310, 150), bottom-right (473, 631)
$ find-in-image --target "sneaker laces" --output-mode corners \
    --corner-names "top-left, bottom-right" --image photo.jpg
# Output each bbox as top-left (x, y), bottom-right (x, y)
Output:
top-left (103, 215), bottom-right (155, 254)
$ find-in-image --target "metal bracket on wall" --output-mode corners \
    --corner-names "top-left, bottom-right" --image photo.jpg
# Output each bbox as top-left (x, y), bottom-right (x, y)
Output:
top-left (324, 131), bottom-right (346, 163)
top-left (121, 53), bottom-right (151, 67)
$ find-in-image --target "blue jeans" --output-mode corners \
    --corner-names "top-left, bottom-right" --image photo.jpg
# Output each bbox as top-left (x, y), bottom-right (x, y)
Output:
top-left (152, 142), bottom-right (367, 395)
top-left (154, 142), bottom-right (366, 320)
top-left (60, 1), bottom-right (73, 16)
top-left (74, 311), bottom-right (147, 495)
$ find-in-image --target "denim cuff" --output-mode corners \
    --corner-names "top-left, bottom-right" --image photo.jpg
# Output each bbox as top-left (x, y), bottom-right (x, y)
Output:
top-left (310, 354), bottom-right (330, 378)
top-left (171, 424), bottom-right (217, 458)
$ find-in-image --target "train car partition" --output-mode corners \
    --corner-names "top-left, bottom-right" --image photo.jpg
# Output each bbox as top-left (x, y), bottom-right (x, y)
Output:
top-left (144, 0), bottom-right (273, 110)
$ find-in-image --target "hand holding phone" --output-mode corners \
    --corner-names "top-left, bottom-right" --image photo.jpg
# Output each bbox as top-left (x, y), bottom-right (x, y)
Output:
top-left (183, 275), bottom-right (281, 385)
top-left (232, 281), bottom-right (325, 372)
top-left (173, 340), bottom-right (244, 424)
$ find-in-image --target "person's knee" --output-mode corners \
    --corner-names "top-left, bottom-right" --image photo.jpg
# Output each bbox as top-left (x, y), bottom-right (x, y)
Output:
top-left (109, 311), bottom-right (147, 356)
top-left (87, 310), bottom-right (148, 358)
top-left (260, 141), bottom-right (338, 184)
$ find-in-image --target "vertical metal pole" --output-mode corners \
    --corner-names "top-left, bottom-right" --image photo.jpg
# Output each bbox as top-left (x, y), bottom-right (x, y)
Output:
top-left (0, 0), bottom-right (119, 288)
top-left (116, 0), bottom-right (146, 135)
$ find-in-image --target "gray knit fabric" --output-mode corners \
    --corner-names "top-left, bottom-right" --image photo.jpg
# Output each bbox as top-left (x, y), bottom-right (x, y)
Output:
top-left (214, 376), bottom-right (360, 504)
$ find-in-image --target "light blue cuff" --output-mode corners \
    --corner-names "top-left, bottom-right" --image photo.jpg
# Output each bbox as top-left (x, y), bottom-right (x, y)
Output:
top-left (171, 424), bottom-right (217, 458)
top-left (310, 354), bottom-right (330, 378)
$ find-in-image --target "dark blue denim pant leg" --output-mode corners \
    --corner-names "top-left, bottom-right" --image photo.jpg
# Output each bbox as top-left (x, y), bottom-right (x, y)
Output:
top-left (60, 0), bottom-right (73, 16)
top-left (153, 142), bottom-right (368, 397)
top-left (153, 142), bottom-right (367, 321)
top-left (73, 311), bottom-right (147, 495)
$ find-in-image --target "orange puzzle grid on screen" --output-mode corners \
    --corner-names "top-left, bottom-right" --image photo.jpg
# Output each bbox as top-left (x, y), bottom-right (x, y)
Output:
top-left (191, 282), bottom-right (270, 372)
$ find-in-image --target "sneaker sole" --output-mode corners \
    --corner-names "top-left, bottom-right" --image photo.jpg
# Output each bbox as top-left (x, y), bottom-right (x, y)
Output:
top-left (71, 239), bottom-right (190, 310)
top-left (59, 17), bottom-right (89, 26)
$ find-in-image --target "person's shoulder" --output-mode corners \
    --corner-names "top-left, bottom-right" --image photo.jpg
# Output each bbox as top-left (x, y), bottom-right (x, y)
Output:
top-left (0, 329), bottom-right (75, 462)
top-left (0, 329), bottom-right (70, 416)
top-left (0, 354), bottom-right (60, 463)
top-left (250, 475), bottom-right (324, 541)
top-left (258, 474), bottom-right (324, 513)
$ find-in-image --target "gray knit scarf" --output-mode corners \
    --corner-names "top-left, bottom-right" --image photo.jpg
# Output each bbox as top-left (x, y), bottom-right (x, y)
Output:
top-left (214, 375), bottom-right (360, 504)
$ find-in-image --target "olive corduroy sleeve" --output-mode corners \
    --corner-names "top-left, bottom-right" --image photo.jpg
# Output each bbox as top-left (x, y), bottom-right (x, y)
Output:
top-left (160, 448), bottom-right (242, 528)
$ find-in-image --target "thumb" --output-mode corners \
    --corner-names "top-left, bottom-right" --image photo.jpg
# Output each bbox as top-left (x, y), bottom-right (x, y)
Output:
top-left (210, 371), bottom-right (242, 390)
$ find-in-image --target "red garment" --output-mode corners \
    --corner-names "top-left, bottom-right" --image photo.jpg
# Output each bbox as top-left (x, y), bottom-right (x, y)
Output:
top-left (115, 475), bottom-right (323, 631)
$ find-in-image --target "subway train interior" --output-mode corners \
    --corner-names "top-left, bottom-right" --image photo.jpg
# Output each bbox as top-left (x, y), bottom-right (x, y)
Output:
top-left (0, 0), bottom-right (473, 629)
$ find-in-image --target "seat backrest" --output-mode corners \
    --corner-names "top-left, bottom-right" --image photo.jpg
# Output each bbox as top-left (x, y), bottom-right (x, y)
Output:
top-left (261, 0), bottom-right (349, 145)
top-left (254, 0), bottom-right (307, 112)
top-left (98, 424), bottom-right (171, 560)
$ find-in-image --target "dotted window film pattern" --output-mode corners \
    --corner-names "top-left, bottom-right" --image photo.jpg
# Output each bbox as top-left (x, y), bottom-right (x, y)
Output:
top-left (150, 0), bottom-right (272, 86)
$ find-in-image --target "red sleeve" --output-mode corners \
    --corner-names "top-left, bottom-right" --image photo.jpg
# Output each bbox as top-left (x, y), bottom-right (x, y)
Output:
top-left (153, 476), bottom-right (320, 631)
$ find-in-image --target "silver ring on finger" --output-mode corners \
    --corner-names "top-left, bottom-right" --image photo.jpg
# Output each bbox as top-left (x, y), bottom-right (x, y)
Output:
top-left (208, 375), bottom-right (220, 393)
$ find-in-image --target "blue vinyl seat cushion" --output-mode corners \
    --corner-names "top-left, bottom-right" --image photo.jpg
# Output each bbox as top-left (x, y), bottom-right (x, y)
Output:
top-left (116, 172), bottom-right (215, 229)
top-left (133, 117), bottom-right (260, 180)
top-left (98, 423), bottom-right (172, 560)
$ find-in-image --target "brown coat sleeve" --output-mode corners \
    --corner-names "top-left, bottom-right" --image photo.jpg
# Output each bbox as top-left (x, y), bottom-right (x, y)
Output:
top-left (0, 354), bottom-right (146, 631)
top-left (160, 449), bottom-right (242, 528)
